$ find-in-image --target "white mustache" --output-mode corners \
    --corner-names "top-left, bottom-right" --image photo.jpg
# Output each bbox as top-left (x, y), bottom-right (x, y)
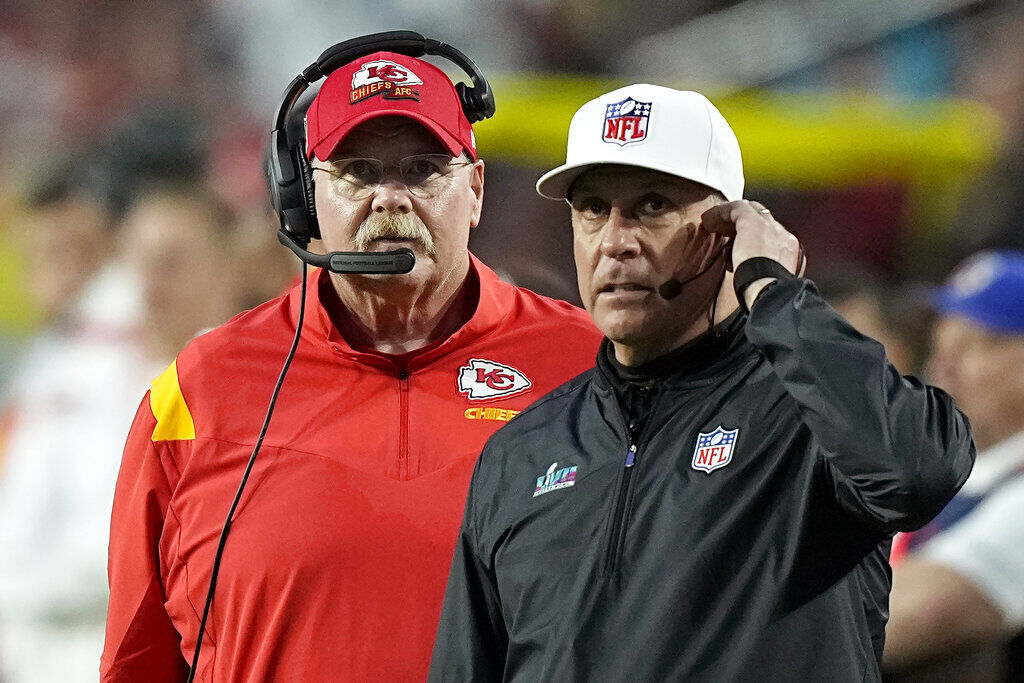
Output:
top-left (354, 212), bottom-right (435, 256)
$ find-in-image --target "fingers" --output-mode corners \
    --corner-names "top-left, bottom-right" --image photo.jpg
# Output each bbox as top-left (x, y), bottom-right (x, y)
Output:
top-left (748, 201), bottom-right (774, 221)
top-left (701, 199), bottom-right (806, 276)
top-left (698, 203), bottom-right (739, 237)
top-left (750, 202), bottom-right (805, 274)
top-left (700, 200), bottom-right (773, 236)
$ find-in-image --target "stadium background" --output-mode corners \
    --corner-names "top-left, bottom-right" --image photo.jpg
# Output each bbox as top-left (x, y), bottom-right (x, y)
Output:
top-left (0, 0), bottom-right (1021, 680)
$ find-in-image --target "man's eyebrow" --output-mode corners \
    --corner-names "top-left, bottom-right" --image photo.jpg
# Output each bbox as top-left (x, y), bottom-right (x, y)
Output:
top-left (572, 182), bottom-right (678, 197)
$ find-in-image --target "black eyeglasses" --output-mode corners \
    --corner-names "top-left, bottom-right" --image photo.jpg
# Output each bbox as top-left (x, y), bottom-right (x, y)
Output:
top-left (311, 154), bottom-right (474, 199)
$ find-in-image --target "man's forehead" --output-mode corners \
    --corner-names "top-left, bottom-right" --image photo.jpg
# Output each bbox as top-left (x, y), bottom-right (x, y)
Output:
top-left (331, 116), bottom-right (446, 158)
top-left (572, 165), bottom-right (710, 198)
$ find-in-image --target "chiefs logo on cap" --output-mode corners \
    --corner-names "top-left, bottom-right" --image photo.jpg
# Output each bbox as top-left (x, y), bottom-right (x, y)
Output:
top-left (457, 359), bottom-right (532, 401)
top-left (350, 59), bottom-right (423, 104)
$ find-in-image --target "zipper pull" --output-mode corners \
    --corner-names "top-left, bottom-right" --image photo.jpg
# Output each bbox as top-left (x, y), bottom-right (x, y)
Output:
top-left (624, 444), bottom-right (637, 468)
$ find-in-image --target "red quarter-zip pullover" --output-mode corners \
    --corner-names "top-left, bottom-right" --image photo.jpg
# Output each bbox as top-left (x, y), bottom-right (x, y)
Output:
top-left (101, 256), bottom-right (601, 682)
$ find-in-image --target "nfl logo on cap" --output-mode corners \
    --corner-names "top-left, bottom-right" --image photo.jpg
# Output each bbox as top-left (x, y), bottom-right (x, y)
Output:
top-left (535, 84), bottom-right (745, 202)
top-left (603, 97), bottom-right (652, 146)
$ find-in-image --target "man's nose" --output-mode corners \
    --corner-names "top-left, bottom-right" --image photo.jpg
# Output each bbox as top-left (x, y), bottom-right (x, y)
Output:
top-left (369, 180), bottom-right (413, 214)
top-left (600, 207), bottom-right (641, 259)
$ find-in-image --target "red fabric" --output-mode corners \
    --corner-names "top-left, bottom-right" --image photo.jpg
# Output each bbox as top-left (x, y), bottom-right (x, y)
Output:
top-left (305, 50), bottom-right (476, 162)
top-left (889, 531), bottom-right (912, 564)
top-left (101, 256), bottom-right (601, 682)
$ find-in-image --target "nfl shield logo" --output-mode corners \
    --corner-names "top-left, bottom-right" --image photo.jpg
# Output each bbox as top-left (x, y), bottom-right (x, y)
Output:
top-left (691, 426), bottom-right (739, 474)
top-left (602, 97), bottom-right (652, 146)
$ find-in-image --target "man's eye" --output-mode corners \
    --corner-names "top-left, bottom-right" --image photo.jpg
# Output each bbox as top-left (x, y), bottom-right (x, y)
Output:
top-left (412, 160), bottom-right (435, 173)
top-left (404, 157), bottom-right (445, 183)
top-left (642, 197), bottom-right (668, 213)
top-left (342, 160), bottom-right (378, 181)
top-left (576, 200), bottom-right (605, 218)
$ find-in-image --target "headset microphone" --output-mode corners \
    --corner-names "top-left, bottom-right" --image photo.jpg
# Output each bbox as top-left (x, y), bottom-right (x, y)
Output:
top-left (277, 229), bottom-right (415, 274)
top-left (658, 278), bottom-right (684, 300)
top-left (658, 240), bottom-right (732, 301)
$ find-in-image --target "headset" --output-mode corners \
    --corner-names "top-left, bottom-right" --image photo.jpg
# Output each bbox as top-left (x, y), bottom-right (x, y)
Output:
top-left (268, 29), bottom-right (495, 274)
top-left (186, 32), bottom-right (495, 682)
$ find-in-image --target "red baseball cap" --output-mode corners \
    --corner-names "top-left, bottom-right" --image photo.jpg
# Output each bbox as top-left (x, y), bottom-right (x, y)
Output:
top-left (305, 51), bottom-right (477, 162)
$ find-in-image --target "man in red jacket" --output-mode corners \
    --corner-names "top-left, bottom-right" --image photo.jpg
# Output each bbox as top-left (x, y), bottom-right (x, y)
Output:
top-left (100, 47), bottom-right (601, 682)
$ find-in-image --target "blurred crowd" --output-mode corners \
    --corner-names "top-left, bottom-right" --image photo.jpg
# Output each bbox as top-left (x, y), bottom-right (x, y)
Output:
top-left (1, 0), bottom-right (1023, 681)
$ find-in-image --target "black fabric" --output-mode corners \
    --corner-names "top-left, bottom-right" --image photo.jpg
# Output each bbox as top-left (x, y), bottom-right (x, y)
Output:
top-left (733, 256), bottom-right (795, 314)
top-left (598, 311), bottom-right (745, 388)
top-left (430, 277), bottom-right (975, 683)
top-left (599, 312), bottom-right (744, 440)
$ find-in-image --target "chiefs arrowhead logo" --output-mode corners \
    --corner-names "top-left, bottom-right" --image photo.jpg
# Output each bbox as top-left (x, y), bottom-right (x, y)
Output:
top-left (457, 359), bottom-right (532, 401)
top-left (350, 59), bottom-right (424, 104)
top-left (351, 59), bottom-right (424, 88)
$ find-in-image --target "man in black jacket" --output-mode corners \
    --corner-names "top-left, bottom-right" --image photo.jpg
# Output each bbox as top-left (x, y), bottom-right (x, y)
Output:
top-left (429, 84), bottom-right (975, 682)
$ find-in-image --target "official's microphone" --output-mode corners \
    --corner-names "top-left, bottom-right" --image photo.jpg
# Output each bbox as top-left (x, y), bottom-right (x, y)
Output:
top-left (658, 278), bottom-right (684, 300)
top-left (657, 241), bottom-right (732, 300)
top-left (278, 229), bottom-right (415, 275)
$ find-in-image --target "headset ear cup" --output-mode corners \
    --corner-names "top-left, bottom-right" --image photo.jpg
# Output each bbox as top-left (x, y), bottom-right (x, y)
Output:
top-left (297, 151), bottom-right (321, 240)
top-left (454, 82), bottom-right (495, 124)
top-left (455, 82), bottom-right (481, 123)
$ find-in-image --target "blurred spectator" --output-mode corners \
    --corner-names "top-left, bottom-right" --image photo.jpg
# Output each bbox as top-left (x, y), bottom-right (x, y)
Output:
top-left (89, 105), bottom-right (206, 216)
top-left (885, 250), bottom-right (1024, 679)
top-left (120, 182), bottom-right (243, 360)
top-left (215, 96), bottom-right (307, 311)
top-left (232, 206), bottom-right (300, 310)
top-left (9, 170), bottom-right (116, 326)
top-left (0, 262), bottom-right (140, 681)
top-left (0, 182), bottom-right (242, 683)
top-left (812, 261), bottom-right (918, 374)
top-left (0, 157), bottom-right (124, 389)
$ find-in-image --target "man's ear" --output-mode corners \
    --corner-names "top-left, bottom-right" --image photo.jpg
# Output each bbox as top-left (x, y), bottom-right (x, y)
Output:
top-left (468, 160), bottom-right (484, 228)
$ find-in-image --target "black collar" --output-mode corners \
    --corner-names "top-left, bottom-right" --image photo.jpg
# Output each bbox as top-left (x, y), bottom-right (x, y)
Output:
top-left (596, 311), bottom-right (746, 394)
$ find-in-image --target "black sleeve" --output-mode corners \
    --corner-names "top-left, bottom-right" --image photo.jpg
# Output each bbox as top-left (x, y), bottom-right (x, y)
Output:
top-left (744, 277), bottom-right (975, 533)
top-left (429, 459), bottom-right (508, 682)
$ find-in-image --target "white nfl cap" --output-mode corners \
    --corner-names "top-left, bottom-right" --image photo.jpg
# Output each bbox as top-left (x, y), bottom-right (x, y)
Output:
top-left (536, 84), bottom-right (744, 201)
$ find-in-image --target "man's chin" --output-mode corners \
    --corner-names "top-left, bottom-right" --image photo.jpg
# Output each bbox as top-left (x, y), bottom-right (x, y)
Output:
top-left (593, 314), bottom-right (650, 347)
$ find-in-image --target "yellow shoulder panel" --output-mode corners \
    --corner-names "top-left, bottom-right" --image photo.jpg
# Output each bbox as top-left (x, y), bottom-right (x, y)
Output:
top-left (149, 359), bottom-right (196, 442)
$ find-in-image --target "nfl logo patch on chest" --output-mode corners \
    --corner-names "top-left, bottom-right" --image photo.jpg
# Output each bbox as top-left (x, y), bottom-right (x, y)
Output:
top-left (603, 97), bottom-right (652, 146)
top-left (691, 426), bottom-right (739, 474)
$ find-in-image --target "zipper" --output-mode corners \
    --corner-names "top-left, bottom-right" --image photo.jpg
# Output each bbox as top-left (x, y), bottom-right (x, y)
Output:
top-left (605, 385), bottom-right (660, 575)
top-left (398, 369), bottom-right (410, 479)
top-left (605, 443), bottom-right (638, 574)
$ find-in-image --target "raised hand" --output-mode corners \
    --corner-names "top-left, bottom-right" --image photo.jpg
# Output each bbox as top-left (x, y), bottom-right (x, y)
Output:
top-left (699, 200), bottom-right (804, 275)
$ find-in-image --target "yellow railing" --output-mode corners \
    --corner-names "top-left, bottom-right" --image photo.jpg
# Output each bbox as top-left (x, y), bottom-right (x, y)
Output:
top-left (473, 73), bottom-right (1002, 237)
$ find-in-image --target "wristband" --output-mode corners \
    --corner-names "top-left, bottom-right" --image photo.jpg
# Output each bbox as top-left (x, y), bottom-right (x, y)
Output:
top-left (733, 257), bottom-right (794, 314)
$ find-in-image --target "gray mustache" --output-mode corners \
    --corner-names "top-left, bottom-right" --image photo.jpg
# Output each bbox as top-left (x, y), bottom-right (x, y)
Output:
top-left (354, 212), bottom-right (435, 256)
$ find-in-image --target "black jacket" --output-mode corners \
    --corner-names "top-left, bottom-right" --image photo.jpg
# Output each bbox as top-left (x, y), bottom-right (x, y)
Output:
top-left (429, 278), bottom-right (975, 682)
